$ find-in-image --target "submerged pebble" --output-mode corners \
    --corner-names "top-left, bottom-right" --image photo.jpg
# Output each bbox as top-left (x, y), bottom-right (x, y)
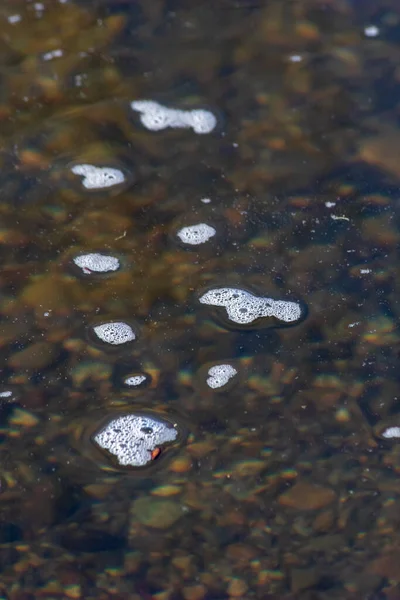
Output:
top-left (93, 413), bottom-right (178, 467)
top-left (199, 287), bottom-right (303, 326)
top-left (131, 100), bottom-right (217, 134)
top-left (73, 253), bottom-right (120, 275)
top-left (92, 322), bottom-right (136, 346)
top-left (132, 496), bottom-right (183, 528)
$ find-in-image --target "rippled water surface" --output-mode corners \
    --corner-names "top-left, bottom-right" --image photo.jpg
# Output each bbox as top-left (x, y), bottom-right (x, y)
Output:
top-left (1, 0), bottom-right (400, 598)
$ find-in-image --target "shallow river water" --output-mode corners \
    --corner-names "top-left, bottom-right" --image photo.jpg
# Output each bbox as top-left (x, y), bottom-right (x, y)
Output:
top-left (0, 1), bottom-right (400, 599)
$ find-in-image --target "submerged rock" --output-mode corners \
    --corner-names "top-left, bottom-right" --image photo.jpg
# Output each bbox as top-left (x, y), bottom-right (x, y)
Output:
top-left (132, 496), bottom-right (184, 529)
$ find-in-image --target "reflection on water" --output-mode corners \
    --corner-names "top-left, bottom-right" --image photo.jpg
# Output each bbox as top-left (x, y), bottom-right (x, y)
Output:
top-left (0, 0), bottom-right (400, 597)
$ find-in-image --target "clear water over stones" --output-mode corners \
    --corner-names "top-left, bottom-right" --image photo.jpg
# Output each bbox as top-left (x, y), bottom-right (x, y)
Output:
top-left (131, 100), bottom-right (217, 134)
top-left (92, 413), bottom-right (179, 467)
top-left (198, 287), bottom-right (304, 328)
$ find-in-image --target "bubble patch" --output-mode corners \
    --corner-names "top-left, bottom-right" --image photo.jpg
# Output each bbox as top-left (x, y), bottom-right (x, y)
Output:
top-left (199, 287), bottom-right (302, 325)
top-left (177, 223), bottom-right (216, 246)
top-left (93, 322), bottom-right (136, 345)
top-left (93, 414), bottom-right (178, 467)
top-left (124, 374), bottom-right (147, 387)
top-left (381, 427), bottom-right (400, 439)
top-left (71, 164), bottom-right (125, 190)
top-left (131, 100), bottom-right (217, 134)
top-left (73, 253), bottom-right (120, 274)
top-left (206, 364), bottom-right (237, 389)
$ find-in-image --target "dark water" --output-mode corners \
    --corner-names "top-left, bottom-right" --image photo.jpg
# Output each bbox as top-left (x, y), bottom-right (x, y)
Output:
top-left (0, 0), bottom-right (400, 598)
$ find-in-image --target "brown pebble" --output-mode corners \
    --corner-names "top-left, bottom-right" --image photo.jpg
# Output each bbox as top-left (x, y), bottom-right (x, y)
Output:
top-left (168, 455), bottom-right (192, 473)
top-left (227, 578), bottom-right (248, 597)
top-left (182, 584), bottom-right (207, 600)
top-left (187, 441), bottom-right (217, 458)
top-left (9, 341), bottom-right (59, 370)
top-left (313, 509), bottom-right (335, 532)
top-left (370, 549), bottom-right (400, 579)
top-left (226, 543), bottom-right (258, 566)
top-left (291, 567), bottom-right (320, 593)
top-left (278, 482), bottom-right (336, 510)
top-left (132, 497), bottom-right (183, 529)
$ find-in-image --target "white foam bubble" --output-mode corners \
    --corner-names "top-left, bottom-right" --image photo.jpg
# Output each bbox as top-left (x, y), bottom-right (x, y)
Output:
top-left (199, 287), bottom-right (302, 325)
top-left (93, 322), bottom-right (136, 345)
top-left (124, 375), bottom-right (147, 387)
top-left (93, 414), bottom-right (178, 467)
top-left (42, 49), bottom-right (63, 61)
top-left (8, 14), bottom-right (22, 24)
top-left (73, 253), bottom-right (120, 274)
top-left (71, 164), bottom-right (125, 190)
top-left (131, 100), bottom-right (217, 134)
top-left (177, 223), bottom-right (216, 245)
top-left (382, 427), bottom-right (400, 439)
top-left (0, 390), bottom-right (13, 398)
top-left (364, 25), bottom-right (379, 37)
top-left (206, 364), bottom-right (237, 389)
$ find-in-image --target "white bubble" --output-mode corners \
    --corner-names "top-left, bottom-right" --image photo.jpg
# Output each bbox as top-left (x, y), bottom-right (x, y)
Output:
top-left (124, 375), bottom-right (147, 387)
top-left (42, 49), bottom-right (63, 61)
top-left (188, 109), bottom-right (217, 134)
top-left (93, 322), bottom-right (136, 345)
top-left (206, 364), bottom-right (237, 389)
top-left (131, 100), bottom-right (217, 134)
top-left (177, 223), bottom-right (216, 245)
top-left (382, 427), bottom-right (400, 439)
top-left (200, 197), bottom-right (211, 204)
top-left (71, 164), bottom-right (125, 190)
top-left (73, 253), bottom-right (120, 274)
top-left (288, 54), bottom-right (303, 63)
top-left (8, 14), bottom-right (22, 23)
top-left (364, 25), bottom-right (379, 37)
top-left (0, 390), bottom-right (12, 398)
top-left (93, 414), bottom-right (178, 467)
top-left (199, 287), bottom-right (302, 325)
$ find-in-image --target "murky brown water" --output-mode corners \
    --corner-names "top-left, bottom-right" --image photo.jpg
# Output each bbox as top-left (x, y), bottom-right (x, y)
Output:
top-left (0, 0), bottom-right (400, 598)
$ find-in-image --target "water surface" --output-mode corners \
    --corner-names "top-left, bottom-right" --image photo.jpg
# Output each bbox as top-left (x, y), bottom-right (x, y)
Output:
top-left (0, 1), bottom-right (399, 598)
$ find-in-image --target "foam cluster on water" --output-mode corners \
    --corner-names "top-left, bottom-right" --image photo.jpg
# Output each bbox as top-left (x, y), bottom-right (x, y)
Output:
top-left (71, 164), bottom-right (126, 190)
top-left (93, 322), bottom-right (136, 345)
top-left (177, 223), bottom-right (216, 246)
top-left (131, 100), bottom-right (217, 134)
top-left (206, 364), bottom-right (237, 389)
top-left (124, 374), bottom-right (147, 387)
top-left (381, 426), bottom-right (400, 439)
top-left (199, 287), bottom-right (302, 325)
top-left (93, 413), bottom-right (178, 467)
top-left (73, 253), bottom-right (120, 274)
